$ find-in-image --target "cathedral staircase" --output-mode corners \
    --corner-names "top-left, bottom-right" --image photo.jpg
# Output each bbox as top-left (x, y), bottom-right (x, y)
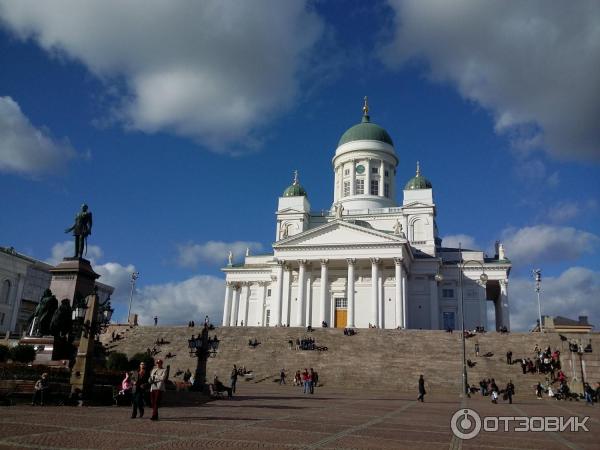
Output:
top-left (101, 326), bottom-right (599, 396)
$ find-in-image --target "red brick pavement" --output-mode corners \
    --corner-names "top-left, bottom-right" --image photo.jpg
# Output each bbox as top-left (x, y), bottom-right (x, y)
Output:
top-left (1, 383), bottom-right (598, 449)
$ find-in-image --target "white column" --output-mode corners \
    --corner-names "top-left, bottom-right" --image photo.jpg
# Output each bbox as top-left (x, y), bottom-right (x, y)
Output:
top-left (306, 272), bottom-right (312, 327)
top-left (274, 261), bottom-right (284, 326)
top-left (320, 259), bottom-right (329, 326)
top-left (430, 276), bottom-right (439, 329)
top-left (401, 267), bottom-right (407, 328)
top-left (223, 282), bottom-right (232, 326)
top-left (378, 269), bottom-right (384, 327)
top-left (284, 266), bottom-right (292, 326)
top-left (347, 258), bottom-right (356, 327)
top-left (296, 260), bottom-right (307, 327)
top-left (351, 159), bottom-right (356, 195)
top-left (365, 159), bottom-right (371, 196)
top-left (500, 279), bottom-right (510, 331)
top-left (231, 286), bottom-right (240, 326)
top-left (260, 282), bottom-right (268, 326)
top-left (370, 258), bottom-right (380, 326)
top-left (379, 159), bottom-right (385, 196)
top-left (243, 282), bottom-right (251, 326)
top-left (394, 258), bottom-right (403, 328)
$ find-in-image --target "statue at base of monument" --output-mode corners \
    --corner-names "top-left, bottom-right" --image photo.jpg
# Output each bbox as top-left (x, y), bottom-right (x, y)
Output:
top-left (50, 299), bottom-right (73, 339)
top-left (64, 203), bottom-right (93, 259)
top-left (29, 289), bottom-right (59, 336)
top-left (50, 298), bottom-right (75, 360)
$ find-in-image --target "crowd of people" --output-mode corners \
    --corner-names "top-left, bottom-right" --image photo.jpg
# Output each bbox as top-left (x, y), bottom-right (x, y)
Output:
top-left (282, 368), bottom-right (319, 394)
top-left (469, 378), bottom-right (516, 404)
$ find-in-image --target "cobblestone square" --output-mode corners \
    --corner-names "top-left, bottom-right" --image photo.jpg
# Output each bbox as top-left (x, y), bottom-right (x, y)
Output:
top-left (1, 383), bottom-right (598, 449)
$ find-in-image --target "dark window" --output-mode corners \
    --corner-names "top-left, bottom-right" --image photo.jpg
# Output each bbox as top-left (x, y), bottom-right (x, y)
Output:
top-left (370, 180), bottom-right (379, 195)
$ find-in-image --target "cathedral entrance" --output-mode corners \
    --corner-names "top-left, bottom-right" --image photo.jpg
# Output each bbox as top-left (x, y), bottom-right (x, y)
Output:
top-left (334, 297), bottom-right (347, 328)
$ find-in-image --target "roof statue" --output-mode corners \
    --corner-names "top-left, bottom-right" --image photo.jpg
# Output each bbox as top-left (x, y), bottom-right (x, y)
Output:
top-left (334, 202), bottom-right (344, 219)
top-left (245, 247), bottom-right (250, 257)
top-left (227, 251), bottom-right (233, 266)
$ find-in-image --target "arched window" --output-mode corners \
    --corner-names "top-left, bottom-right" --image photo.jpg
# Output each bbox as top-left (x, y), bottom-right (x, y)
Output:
top-left (412, 219), bottom-right (426, 241)
top-left (1, 280), bottom-right (10, 304)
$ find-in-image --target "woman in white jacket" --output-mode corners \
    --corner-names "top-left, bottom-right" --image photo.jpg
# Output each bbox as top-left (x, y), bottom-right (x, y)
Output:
top-left (149, 359), bottom-right (167, 420)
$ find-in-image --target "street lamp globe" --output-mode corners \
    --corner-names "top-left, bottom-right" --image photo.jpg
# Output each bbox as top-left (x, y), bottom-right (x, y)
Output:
top-left (434, 273), bottom-right (444, 283)
top-left (479, 273), bottom-right (488, 283)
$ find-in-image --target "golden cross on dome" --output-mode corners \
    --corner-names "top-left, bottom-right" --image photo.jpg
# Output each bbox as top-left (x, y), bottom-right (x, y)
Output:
top-left (293, 169), bottom-right (299, 185)
top-left (416, 161), bottom-right (421, 176)
top-left (363, 96), bottom-right (369, 116)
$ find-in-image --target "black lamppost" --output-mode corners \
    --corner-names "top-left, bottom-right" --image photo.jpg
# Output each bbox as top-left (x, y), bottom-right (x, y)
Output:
top-left (187, 327), bottom-right (219, 391)
top-left (458, 256), bottom-right (488, 397)
top-left (533, 269), bottom-right (543, 332)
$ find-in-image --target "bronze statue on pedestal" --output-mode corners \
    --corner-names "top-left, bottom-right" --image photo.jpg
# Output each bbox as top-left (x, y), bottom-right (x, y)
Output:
top-left (65, 204), bottom-right (93, 259)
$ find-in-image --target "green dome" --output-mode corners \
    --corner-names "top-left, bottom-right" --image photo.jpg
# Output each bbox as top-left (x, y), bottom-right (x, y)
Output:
top-left (405, 162), bottom-right (432, 190)
top-left (282, 171), bottom-right (307, 197)
top-left (283, 183), bottom-right (307, 197)
top-left (338, 115), bottom-right (394, 147)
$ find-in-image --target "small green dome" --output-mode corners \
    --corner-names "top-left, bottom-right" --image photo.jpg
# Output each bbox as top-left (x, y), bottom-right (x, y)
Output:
top-left (405, 161), bottom-right (432, 190)
top-left (338, 97), bottom-right (393, 147)
top-left (283, 171), bottom-right (307, 197)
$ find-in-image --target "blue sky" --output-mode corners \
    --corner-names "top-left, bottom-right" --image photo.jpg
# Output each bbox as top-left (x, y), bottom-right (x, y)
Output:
top-left (0, 0), bottom-right (598, 330)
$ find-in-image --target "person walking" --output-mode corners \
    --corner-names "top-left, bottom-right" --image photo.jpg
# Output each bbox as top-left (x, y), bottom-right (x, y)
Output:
top-left (149, 359), bottom-right (167, 420)
top-left (131, 361), bottom-right (149, 418)
top-left (279, 368), bottom-right (286, 385)
top-left (475, 342), bottom-right (480, 357)
top-left (506, 350), bottom-right (512, 365)
top-left (417, 375), bottom-right (426, 402)
top-left (506, 380), bottom-right (515, 404)
top-left (230, 365), bottom-right (238, 394)
top-left (153, 316), bottom-right (158, 326)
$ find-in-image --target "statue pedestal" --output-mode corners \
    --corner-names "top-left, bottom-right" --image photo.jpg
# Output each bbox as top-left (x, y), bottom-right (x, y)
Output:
top-left (49, 258), bottom-right (99, 306)
top-left (18, 336), bottom-right (70, 366)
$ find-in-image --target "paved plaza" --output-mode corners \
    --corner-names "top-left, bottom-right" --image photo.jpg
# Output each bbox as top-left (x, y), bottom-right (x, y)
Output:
top-left (1, 383), bottom-right (598, 449)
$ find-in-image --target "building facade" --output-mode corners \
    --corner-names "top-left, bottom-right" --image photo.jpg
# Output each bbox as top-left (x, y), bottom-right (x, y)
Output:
top-left (0, 246), bottom-right (113, 335)
top-left (222, 101), bottom-right (511, 331)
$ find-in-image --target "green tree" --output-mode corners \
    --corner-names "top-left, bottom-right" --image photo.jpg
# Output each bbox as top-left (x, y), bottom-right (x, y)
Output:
top-left (9, 345), bottom-right (36, 363)
top-left (106, 352), bottom-right (129, 371)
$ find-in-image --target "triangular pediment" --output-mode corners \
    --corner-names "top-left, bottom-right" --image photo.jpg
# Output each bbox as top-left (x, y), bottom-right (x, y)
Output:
top-left (273, 220), bottom-right (405, 248)
top-left (277, 207), bottom-right (306, 214)
top-left (403, 201), bottom-right (433, 208)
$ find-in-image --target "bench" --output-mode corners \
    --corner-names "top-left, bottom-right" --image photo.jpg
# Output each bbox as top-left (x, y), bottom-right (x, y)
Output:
top-left (208, 383), bottom-right (224, 399)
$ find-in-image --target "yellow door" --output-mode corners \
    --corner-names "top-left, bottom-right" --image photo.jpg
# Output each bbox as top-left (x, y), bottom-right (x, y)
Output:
top-left (335, 309), bottom-right (347, 328)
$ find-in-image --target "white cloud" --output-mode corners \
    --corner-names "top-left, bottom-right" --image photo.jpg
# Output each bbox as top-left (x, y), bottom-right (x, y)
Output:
top-left (543, 199), bottom-right (597, 224)
top-left (133, 275), bottom-right (224, 326)
top-left (381, 0), bottom-right (600, 161)
top-left (0, 1), bottom-right (324, 152)
top-left (95, 262), bottom-right (136, 300)
top-left (441, 234), bottom-right (478, 250)
top-left (508, 267), bottom-right (600, 331)
top-left (0, 96), bottom-right (75, 175)
top-left (177, 240), bottom-right (264, 268)
top-left (48, 240), bottom-right (103, 265)
top-left (513, 158), bottom-right (559, 187)
top-left (502, 225), bottom-right (599, 265)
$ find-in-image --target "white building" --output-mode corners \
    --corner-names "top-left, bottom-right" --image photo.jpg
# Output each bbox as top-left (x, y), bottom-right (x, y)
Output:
top-left (0, 246), bottom-right (114, 336)
top-left (222, 101), bottom-right (511, 331)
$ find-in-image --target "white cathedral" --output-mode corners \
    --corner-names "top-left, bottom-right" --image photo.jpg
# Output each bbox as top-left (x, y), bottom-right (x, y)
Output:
top-left (222, 100), bottom-right (511, 331)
